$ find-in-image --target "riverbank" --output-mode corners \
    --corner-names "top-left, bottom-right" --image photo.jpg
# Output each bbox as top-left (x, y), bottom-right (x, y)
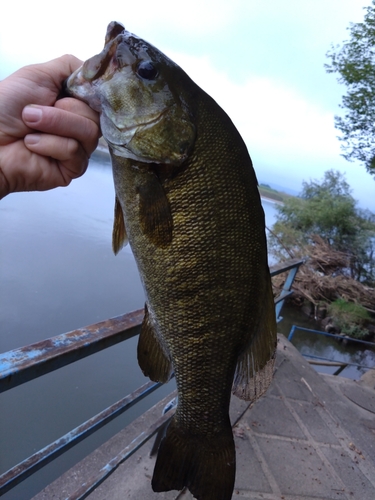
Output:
top-left (258, 183), bottom-right (294, 204)
top-left (260, 194), bottom-right (283, 205)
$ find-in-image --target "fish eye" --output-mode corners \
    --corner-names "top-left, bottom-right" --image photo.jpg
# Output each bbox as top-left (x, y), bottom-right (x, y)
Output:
top-left (137, 61), bottom-right (158, 80)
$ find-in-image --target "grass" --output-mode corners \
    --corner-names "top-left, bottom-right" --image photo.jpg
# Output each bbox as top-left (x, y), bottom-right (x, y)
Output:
top-left (328, 298), bottom-right (372, 339)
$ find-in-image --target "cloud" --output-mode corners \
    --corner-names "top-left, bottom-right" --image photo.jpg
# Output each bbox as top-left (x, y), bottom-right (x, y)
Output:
top-left (1, 1), bottom-right (339, 168)
top-left (167, 51), bottom-right (375, 210)
top-left (169, 52), bottom-right (340, 161)
top-left (0, 0), bottom-right (243, 77)
top-left (1, 0), bottom-right (373, 209)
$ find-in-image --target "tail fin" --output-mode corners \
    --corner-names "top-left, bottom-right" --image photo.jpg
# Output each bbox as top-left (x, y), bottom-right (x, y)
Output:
top-left (152, 417), bottom-right (235, 500)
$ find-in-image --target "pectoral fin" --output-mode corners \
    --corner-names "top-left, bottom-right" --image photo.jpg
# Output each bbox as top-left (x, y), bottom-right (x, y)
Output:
top-left (232, 282), bottom-right (277, 402)
top-left (138, 173), bottom-right (173, 247)
top-left (137, 304), bottom-right (173, 383)
top-left (112, 196), bottom-right (128, 255)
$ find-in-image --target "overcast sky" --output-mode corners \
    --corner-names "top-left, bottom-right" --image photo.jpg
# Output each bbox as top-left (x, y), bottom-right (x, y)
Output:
top-left (1, 0), bottom-right (374, 210)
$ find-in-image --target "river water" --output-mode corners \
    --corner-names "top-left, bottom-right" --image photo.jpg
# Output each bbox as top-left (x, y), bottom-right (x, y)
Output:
top-left (1, 158), bottom-right (373, 499)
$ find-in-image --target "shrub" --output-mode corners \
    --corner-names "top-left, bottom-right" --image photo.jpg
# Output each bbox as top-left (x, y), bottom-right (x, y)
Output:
top-left (340, 324), bottom-right (369, 340)
top-left (328, 298), bottom-right (371, 339)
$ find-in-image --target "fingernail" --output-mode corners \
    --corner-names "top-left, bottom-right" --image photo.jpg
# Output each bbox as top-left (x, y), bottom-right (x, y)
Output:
top-left (25, 133), bottom-right (41, 145)
top-left (23, 105), bottom-right (43, 123)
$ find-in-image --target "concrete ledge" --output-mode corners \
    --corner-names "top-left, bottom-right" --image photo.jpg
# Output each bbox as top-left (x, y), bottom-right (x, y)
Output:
top-left (33, 335), bottom-right (375, 500)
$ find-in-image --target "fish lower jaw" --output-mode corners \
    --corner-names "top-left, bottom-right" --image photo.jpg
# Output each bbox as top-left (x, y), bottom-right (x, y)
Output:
top-left (110, 108), bottom-right (167, 136)
top-left (109, 142), bottom-right (157, 164)
top-left (105, 114), bottom-right (166, 163)
top-left (66, 71), bottom-right (102, 111)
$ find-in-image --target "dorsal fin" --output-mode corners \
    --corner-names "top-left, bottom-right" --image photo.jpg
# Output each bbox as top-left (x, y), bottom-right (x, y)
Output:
top-left (112, 196), bottom-right (128, 255)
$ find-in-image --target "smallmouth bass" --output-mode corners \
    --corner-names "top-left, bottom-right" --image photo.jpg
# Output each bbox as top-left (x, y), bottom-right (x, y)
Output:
top-left (67, 21), bottom-right (276, 500)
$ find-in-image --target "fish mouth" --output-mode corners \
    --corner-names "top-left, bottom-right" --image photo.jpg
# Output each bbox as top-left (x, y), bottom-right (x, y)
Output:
top-left (66, 22), bottom-right (151, 111)
top-left (61, 21), bottom-right (136, 113)
top-left (67, 21), bottom-right (194, 165)
top-left (80, 22), bottom-right (146, 83)
top-left (66, 23), bottom-right (126, 93)
top-left (105, 21), bottom-right (126, 45)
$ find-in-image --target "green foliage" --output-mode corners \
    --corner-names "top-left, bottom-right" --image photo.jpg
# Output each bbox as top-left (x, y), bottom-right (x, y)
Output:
top-left (269, 170), bottom-right (375, 282)
top-left (341, 324), bottom-right (370, 340)
top-left (325, 1), bottom-right (375, 174)
top-left (328, 299), bottom-right (371, 339)
top-left (329, 298), bottom-right (371, 323)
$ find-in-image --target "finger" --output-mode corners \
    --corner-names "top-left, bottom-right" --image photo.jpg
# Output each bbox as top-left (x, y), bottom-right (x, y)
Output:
top-left (55, 97), bottom-right (100, 126)
top-left (22, 104), bottom-right (100, 156)
top-left (24, 133), bottom-right (88, 178)
top-left (46, 54), bottom-right (84, 88)
top-left (0, 139), bottom-right (67, 195)
top-left (25, 54), bottom-right (84, 90)
top-left (13, 55), bottom-right (84, 106)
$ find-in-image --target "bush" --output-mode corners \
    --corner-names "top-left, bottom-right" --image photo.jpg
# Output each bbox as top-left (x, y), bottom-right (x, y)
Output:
top-left (341, 324), bottom-right (369, 340)
top-left (269, 170), bottom-right (375, 283)
top-left (328, 298), bottom-right (371, 339)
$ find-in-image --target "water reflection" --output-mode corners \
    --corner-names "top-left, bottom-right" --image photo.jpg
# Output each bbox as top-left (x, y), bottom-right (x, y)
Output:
top-left (278, 304), bottom-right (375, 379)
top-left (0, 160), bottom-right (143, 351)
top-left (1, 160), bottom-right (148, 500)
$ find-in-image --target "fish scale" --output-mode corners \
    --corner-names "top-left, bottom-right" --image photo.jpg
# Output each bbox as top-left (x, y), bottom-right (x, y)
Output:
top-left (66, 21), bottom-right (276, 500)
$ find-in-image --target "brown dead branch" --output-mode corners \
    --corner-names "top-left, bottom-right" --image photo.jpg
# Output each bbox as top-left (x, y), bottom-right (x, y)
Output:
top-left (272, 234), bottom-right (375, 310)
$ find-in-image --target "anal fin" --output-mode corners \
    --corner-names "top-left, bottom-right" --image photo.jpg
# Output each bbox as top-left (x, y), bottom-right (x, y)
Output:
top-left (137, 304), bottom-right (173, 383)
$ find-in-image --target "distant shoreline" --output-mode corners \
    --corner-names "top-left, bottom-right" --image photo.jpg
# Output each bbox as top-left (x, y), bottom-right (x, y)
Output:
top-left (260, 195), bottom-right (283, 205)
top-left (91, 146), bottom-right (111, 163)
top-left (91, 149), bottom-right (283, 207)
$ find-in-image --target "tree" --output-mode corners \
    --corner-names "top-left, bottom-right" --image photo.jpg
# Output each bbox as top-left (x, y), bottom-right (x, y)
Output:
top-left (269, 170), bottom-right (375, 283)
top-left (325, 1), bottom-right (375, 175)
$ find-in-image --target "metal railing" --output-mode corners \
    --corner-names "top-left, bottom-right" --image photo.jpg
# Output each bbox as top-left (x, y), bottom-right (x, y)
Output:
top-left (270, 258), bottom-right (305, 322)
top-left (0, 258), bottom-right (303, 496)
top-left (288, 325), bottom-right (375, 376)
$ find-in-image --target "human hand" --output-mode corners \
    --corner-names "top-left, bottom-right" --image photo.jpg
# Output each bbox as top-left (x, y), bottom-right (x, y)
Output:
top-left (0, 55), bottom-right (101, 199)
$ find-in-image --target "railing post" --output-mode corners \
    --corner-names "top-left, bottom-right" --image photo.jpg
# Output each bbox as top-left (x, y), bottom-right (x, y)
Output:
top-left (273, 260), bottom-right (304, 322)
top-left (288, 325), bottom-right (297, 342)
